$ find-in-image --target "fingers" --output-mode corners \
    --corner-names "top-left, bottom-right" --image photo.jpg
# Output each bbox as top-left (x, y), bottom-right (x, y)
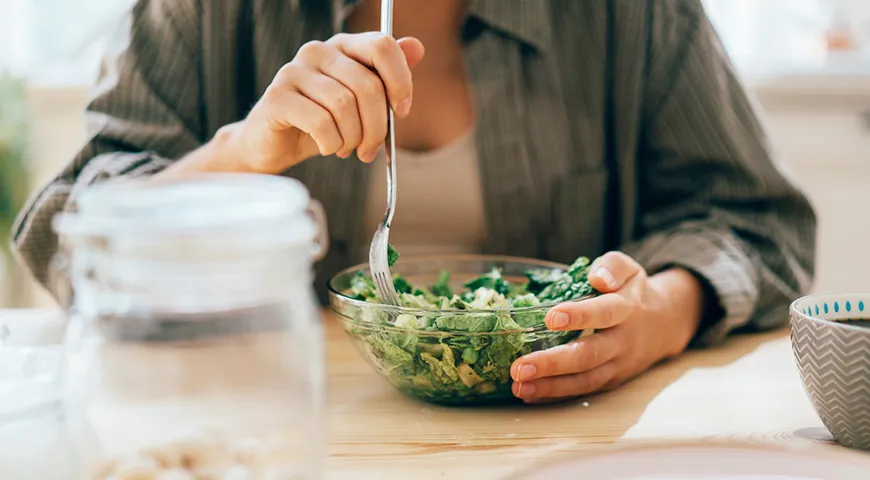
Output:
top-left (317, 53), bottom-right (388, 162)
top-left (289, 66), bottom-right (362, 159)
top-left (510, 333), bottom-right (619, 382)
top-left (397, 37), bottom-right (426, 69)
top-left (545, 293), bottom-right (634, 331)
top-left (542, 252), bottom-right (647, 331)
top-left (258, 88), bottom-right (343, 156)
top-left (512, 361), bottom-right (618, 403)
top-left (267, 33), bottom-right (419, 163)
top-left (588, 251), bottom-right (643, 293)
top-left (327, 33), bottom-right (417, 116)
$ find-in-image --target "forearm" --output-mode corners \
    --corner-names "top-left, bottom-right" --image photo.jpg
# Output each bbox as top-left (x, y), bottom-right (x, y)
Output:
top-left (621, 222), bottom-right (761, 346)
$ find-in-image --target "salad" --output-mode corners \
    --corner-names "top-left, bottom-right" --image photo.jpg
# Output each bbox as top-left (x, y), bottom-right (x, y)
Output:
top-left (338, 247), bottom-right (599, 404)
top-left (350, 245), bottom-right (597, 311)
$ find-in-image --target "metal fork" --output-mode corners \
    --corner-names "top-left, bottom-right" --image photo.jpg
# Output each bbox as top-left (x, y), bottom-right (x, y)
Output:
top-left (368, 0), bottom-right (400, 306)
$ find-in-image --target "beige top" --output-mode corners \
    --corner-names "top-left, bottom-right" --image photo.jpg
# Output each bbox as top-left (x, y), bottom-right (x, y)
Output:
top-left (360, 129), bottom-right (486, 261)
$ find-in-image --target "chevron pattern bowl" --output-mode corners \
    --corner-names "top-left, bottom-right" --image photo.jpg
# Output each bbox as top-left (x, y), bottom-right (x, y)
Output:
top-left (791, 293), bottom-right (870, 450)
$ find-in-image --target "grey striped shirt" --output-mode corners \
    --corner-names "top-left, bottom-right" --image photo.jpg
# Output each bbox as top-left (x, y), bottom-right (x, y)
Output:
top-left (11, 0), bottom-right (816, 346)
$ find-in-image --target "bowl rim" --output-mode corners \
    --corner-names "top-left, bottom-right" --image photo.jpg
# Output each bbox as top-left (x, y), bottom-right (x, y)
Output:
top-left (327, 254), bottom-right (596, 319)
top-left (790, 291), bottom-right (870, 334)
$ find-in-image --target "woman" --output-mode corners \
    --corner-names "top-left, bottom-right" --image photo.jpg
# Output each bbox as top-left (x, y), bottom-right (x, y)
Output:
top-left (13, 0), bottom-right (815, 403)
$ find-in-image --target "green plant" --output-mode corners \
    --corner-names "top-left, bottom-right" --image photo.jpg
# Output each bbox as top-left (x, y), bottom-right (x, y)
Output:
top-left (0, 73), bottom-right (29, 253)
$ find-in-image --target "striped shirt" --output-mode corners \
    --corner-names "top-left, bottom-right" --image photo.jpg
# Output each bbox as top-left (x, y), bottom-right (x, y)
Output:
top-left (11, 0), bottom-right (816, 346)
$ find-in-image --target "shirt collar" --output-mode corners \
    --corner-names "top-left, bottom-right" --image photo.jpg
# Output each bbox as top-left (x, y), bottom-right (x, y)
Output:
top-left (334, 0), bottom-right (552, 52)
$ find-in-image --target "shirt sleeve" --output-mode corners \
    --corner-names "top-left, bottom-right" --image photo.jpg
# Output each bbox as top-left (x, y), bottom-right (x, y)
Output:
top-left (622, 0), bottom-right (817, 346)
top-left (11, 0), bottom-right (203, 293)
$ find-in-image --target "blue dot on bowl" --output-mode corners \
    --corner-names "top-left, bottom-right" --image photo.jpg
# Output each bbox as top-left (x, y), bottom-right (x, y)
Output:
top-left (847, 301), bottom-right (852, 312)
top-left (834, 302), bottom-right (839, 313)
top-left (815, 305), bottom-right (820, 315)
top-left (824, 303), bottom-right (829, 314)
top-left (861, 301), bottom-right (866, 312)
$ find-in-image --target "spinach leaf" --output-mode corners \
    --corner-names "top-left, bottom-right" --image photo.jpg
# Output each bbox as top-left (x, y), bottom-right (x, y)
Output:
top-left (387, 243), bottom-right (400, 267)
top-left (431, 270), bottom-right (452, 298)
top-left (524, 268), bottom-right (564, 295)
top-left (463, 267), bottom-right (510, 295)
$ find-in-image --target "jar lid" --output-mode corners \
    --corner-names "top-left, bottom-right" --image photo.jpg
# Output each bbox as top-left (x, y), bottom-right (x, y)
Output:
top-left (52, 174), bottom-right (324, 313)
top-left (54, 173), bottom-right (312, 240)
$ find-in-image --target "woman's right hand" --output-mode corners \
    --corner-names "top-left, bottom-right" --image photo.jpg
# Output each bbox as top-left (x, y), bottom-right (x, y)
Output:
top-left (217, 32), bottom-right (425, 174)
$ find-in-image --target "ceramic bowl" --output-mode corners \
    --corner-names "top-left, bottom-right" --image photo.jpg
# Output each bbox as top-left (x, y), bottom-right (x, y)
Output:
top-left (790, 293), bottom-right (870, 450)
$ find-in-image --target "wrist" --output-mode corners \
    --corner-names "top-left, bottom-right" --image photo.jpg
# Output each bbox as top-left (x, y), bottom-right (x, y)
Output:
top-left (209, 122), bottom-right (260, 172)
top-left (159, 122), bottom-right (257, 178)
top-left (648, 267), bottom-right (704, 356)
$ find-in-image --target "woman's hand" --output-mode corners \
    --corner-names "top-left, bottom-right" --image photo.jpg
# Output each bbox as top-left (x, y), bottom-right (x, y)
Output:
top-left (163, 33), bottom-right (425, 177)
top-left (510, 252), bottom-right (706, 404)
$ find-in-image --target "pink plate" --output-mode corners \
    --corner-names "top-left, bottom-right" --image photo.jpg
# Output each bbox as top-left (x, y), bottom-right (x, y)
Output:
top-left (510, 442), bottom-right (870, 480)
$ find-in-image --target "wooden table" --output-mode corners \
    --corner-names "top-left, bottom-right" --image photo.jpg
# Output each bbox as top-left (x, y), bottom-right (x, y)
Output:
top-left (0, 309), bottom-right (842, 479)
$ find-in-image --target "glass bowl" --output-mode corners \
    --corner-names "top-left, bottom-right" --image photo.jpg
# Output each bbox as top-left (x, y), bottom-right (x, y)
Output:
top-left (327, 255), bottom-right (595, 406)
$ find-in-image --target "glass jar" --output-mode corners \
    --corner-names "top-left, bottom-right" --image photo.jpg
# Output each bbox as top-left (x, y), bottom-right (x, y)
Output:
top-left (0, 343), bottom-right (84, 479)
top-left (52, 173), bottom-right (328, 480)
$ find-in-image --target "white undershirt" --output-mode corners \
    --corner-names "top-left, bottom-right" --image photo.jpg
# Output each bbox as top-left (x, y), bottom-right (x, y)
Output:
top-left (360, 129), bottom-right (487, 261)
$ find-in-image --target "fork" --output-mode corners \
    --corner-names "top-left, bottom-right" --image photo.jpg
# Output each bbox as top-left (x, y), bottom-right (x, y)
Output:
top-left (368, 0), bottom-right (401, 307)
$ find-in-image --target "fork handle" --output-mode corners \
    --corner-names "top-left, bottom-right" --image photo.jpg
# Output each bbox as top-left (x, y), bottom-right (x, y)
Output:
top-left (380, 0), bottom-right (393, 36)
top-left (380, 0), bottom-right (397, 227)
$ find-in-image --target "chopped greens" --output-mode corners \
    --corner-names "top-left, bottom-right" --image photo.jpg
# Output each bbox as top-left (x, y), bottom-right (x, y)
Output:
top-left (340, 253), bottom-right (598, 405)
top-left (348, 255), bottom-right (595, 311)
top-left (387, 243), bottom-right (400, 267)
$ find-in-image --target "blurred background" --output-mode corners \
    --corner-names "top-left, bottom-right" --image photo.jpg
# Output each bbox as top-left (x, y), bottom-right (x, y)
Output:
top-left (1, 0), bottom-right (870, 309)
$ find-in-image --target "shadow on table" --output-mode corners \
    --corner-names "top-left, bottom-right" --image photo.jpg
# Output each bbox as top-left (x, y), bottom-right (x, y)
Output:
top-left (329, 325), bottom-right (789, 456)
top-left (482, 328), bottom-right (790, 442)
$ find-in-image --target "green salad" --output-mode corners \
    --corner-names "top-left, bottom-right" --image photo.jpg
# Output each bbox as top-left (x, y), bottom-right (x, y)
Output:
top-left (339, 247), bottom-right (598, 405)
top-left (349, 246), bottom-right (596, 311)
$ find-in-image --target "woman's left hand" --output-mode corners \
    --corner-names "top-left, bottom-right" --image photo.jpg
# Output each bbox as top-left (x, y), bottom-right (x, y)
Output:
top-left (510, 251), bottom-right (706, 404)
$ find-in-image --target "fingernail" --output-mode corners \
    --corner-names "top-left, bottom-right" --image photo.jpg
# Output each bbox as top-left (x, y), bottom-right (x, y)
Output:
top-left (548, 312), bottom-right (569, 329)
top-left (359, 150), bottom-right (375, 163)
top-left (518, 383), bottom-right (536, 398)
top-left (337, 150), bottom-right (351, 159)
top-left (594, 267), bottom-right (617, 289)
top-left (395, 98), bottom-right (412, 117)
top-left (517, 364), bottom-right (537, 381)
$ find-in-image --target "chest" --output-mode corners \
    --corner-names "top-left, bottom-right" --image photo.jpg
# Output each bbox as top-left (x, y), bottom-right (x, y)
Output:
top-left (397, 60), bottom-right (474, 152)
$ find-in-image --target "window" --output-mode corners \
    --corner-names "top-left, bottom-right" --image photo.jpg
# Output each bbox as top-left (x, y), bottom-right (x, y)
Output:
top-left (703, 0), bottom-right (870, 81)
top-left (0, 0), bottom-right (134, 85)
top-left (2, 0), bottom-right (869, 87)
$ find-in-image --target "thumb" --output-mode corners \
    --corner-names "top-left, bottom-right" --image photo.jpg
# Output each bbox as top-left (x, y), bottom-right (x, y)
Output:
top-left (397, 37), bottom-right (425, 68)
top-left (587, 252), bottom-right (643, 293)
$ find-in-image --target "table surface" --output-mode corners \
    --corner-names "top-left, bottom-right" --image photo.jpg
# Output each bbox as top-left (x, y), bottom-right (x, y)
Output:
top-left (0, 308), bottom-right (847, 479)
